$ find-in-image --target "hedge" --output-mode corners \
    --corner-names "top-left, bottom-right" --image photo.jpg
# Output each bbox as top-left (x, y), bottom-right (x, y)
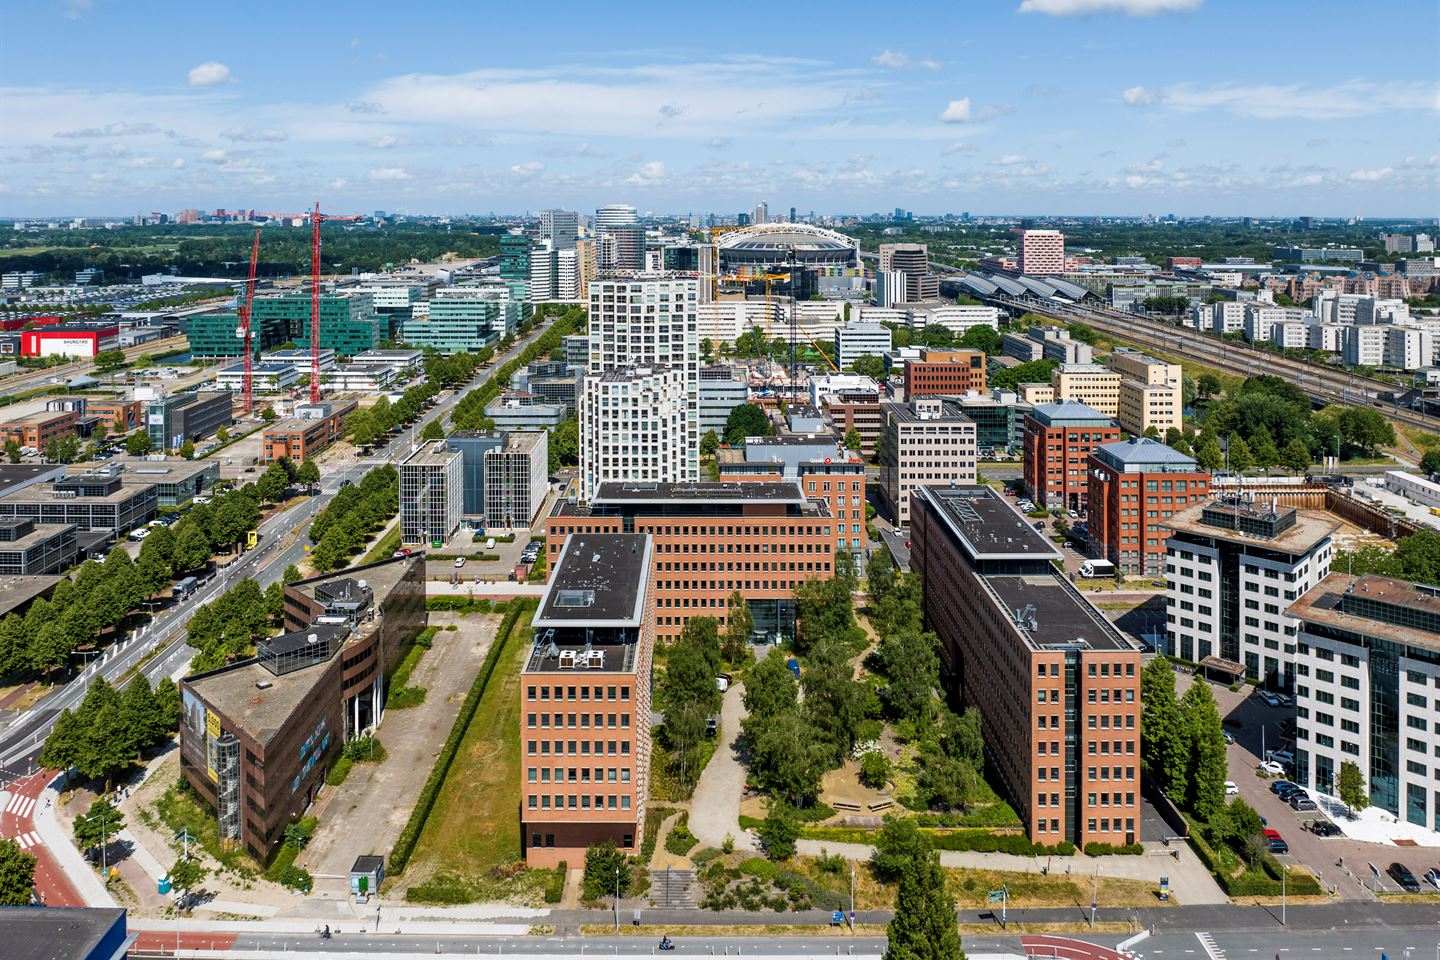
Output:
top-left (543, 861), bottom-right (567, 903)
top-left (1084, 842), bottom-right (1145, 856)
top-left (798, 826), bottom-right (1075, 857)
top-left (388, 599), bottom-right (537, 874)
top-left (425, 596), bottom-right (503, 613)
top-left (1186, 818), bottom-right (1322, 897)
top-left (641, 805), bottom-right (676, 862)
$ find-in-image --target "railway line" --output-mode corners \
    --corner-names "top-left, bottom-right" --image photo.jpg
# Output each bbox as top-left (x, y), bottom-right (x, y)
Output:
top-left (988, 295), bottom-right (1440, 433)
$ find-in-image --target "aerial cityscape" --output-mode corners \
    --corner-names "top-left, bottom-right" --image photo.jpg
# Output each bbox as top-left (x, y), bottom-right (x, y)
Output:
top-left (2, 2), bottom-right (1439, 959)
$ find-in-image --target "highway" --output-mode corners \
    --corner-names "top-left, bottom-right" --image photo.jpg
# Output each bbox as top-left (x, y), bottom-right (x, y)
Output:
top-left (0, 316), bottom-right (554, 777)
top-left (984, 294), bottom-right (1440, 432)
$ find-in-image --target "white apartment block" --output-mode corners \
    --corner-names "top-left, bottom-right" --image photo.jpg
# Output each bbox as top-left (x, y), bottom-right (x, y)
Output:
top-left (915, 304), bottom-right (1001, 337)
top-left (1164, 496), bottom-right (1335, 690)
top-left (1190, 301), bottom-right (1246, 335)
top-left (1051, 363), bottom-right (1121, 417)
top-left (1343, 325), bottom-right (1388, 367)
top-left (580, 365), bottom-right (696, 500)
top-left (1308, 323), bottom-right (1346, 353)
top-left (1290, 574), bottom-right (1440, 833)
top-left (1313, 291), bottom-right (1411, 326)
top-left (1386, 326), bottom-right (1435, 370)
top-left (1243, 305), bottom-right (1314, 343)
top-left (834, 322), bottom-right (893, 369)
top-left (483, 430), bottom-right (548, 529)
top-left (1108, 348), bottom-right (1180, 387)
top-left (876, 397), bottom-right (978, 525)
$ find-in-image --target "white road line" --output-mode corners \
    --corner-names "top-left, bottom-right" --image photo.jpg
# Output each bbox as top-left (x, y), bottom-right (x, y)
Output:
top-left (14, 795), bottom-right (34, 819)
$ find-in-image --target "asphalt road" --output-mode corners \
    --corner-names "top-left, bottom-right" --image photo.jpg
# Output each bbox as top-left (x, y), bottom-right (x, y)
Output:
top-left (0, 317), bottom-right (554, 775)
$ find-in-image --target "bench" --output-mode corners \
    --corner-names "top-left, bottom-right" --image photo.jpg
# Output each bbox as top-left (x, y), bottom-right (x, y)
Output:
top-left (832, 800), bottom-right (863, 813)
top-left (867, 799), bottom-right (895, 813)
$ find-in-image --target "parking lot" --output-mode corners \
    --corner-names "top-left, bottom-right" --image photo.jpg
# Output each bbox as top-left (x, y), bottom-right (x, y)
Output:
top-left (1179, 672), bottom-right (1440, 899)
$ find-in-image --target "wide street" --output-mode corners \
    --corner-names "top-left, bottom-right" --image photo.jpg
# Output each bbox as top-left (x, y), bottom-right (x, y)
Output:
top-left (0, 316), bottom-right (555, 780)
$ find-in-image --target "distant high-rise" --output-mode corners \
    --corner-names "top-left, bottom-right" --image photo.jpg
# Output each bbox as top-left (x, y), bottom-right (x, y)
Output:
top-left (595, 204), bottom-right (638, 232)
top-left (604, 225), bottom-right (646, 272)
top-left (878, 243), bottom-right (938, 302)
top-left (789, 206), bottom-right (797, 224)
top-left (752, 201), bottom-right (768, 225)
top-left (536, 209), bottom-right (579, 251)
top-left (1017, 229), bottom-right (1065, 276)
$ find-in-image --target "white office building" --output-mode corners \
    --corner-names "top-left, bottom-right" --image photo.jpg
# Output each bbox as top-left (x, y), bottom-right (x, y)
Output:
top-left (1290, 574), bottom-right (1440, 833)
top-left (536, 209), bottom-right (579, 251)
top-left (699, 365), bottom-right (749, 433)
top-left (483, 430), bottom-right (548, 529)
top-left (399, 440), bottom-right (464, 545)
top-left (1163, 495), bottom-right (1335, 689)
top-left (834, 322), bottom-right (893, 369)
top-left (594, 204), bottom-right (638, 232)
top-left (876, 396), bottom-right (978, 525)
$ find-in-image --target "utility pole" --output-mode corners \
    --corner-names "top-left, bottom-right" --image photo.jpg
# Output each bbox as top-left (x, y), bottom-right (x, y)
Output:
top-left (1090, 864), bottom-right (1100, 927)
top-left (1281, 863), bottom-right (1289, 926)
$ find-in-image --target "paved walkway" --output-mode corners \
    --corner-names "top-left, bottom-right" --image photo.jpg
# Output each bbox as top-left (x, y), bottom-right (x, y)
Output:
top-left (688, 683), bottom-right (758, 853)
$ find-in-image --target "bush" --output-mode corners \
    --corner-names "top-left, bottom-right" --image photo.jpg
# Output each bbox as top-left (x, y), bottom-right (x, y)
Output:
top-left (543, 862), bottom-right (567, 903)
top-left (739, 857), bottom-right (779, 881)
top-left (859, 751), bottom-right (891, 789)
top-left (802, 825), bottom-right (1073, 857)
top-left (406, 874), bottom-right (474, 904)
top-left (640, 805), bottom-right (675, 862)
top-left (582, 841), bottom-right (630, 901)
top-left (389, 600), bottom-right (535, 874)
top-left (1083, 842), bottom-right (1145, 856)
top-left (425, 596), bottom-right (499, 613)
top-left (760, 802), bottom-right (800, 860)
top-left (665, 813), bottom-right (698, 857)
top-left (387, 687), bottom-right (427, 709)
top-left (326, 757), bottom-right (353, 787)
top-left (413, 627), bottom-right (438, 650)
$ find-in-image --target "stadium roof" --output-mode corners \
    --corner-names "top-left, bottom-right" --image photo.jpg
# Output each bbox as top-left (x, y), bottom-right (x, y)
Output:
top-left (717, 223), bottom-right (858, 253)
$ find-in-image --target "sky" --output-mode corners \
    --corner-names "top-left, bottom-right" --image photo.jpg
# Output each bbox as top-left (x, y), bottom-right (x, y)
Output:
top-left (1, 0), bottom-right (1438, 218)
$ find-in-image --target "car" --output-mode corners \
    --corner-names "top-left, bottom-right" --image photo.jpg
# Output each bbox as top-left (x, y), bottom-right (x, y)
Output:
top-left (1387, 862), bottom-right (1421, 893)
top-left (192, 495), bottom-right (211, 505)
top-left (716, 674), bottom-right (730, 693)
top-left (1290, 794), bottom-right (1318, 812)
top-left (1264, 829), bottom-right (1288, 855)
top-left (705, 717), bottom-right (719, 738)
top-left (1258, 691), bottom-right (1282, 707)
top-left (1269, 780), bottom-right (1298, 796)
top-left (1310, 821), bottom-right (1341, 837)
top-left (1259, 760), bottom-right (1287, 776)
top-left (1424, 867), bottom-right (1440, 890)
top-left (453, 557), bottom-right (466, 568)
top-left (1224, 781), bottom-right (1238, 796)
top-left (1270, 749), bottom-right (1296, 766)
top-left (1274, 781), bottom-right (1301, 797)
top-left (1222, 731), bottom-right (1235, 744)
top-left (1275, 693), bottom-right (1293, 708)
top-left (129, 528), bottom-right (150, 541)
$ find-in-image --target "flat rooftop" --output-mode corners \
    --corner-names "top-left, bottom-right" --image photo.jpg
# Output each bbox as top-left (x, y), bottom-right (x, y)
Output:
top-left (591, 480), bottom-right (806, 506)
top-left (86, 457), bottom-right (216, 482)
top-left (7, 906), bottom-right (128, 960)
top-left (1165, 500), bottom-right (1340, 554)
top-left (291, 554), bottom-right (416, 606)
top-left (0, 574), bottom-right (61, 617)
top-left (498, 431), bottom-right (546, 454)
top-left (533, 533), bottom-right (651, 629)
top-left (0, 479), bottom-right (155, 505)
top-left (986, 573), bottom-right (1133, 652)
top-left (400, 440), bottom-right (459, 469)
top-left (920, 484), bottom-right (1061, 561)
top-left (0, 464), bottom-right (65, 493)
top-left (0, 520), bottom-right (74, 552)
top-left (882, 399), bottom-right (976, 425)
top-left (0, 409), bottom-right (74, 425)
top-left (1289, 573), bottom-right (1440, 653)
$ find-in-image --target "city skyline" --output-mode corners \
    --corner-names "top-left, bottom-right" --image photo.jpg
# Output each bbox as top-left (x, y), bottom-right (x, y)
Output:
top-left (1, 0), bottom-right (1437, 217)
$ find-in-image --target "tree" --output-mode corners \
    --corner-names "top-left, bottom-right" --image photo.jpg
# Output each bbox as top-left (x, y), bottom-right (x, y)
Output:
top-left (759, 799), bottom-right (800, 860)
top-left (801, 640), bottom-right (867, 764)
top-left (283, 563), bottom-right (303, 584)
top-left (874, 629), bottom-right (938, 726)
top-left (153, 676), bottom-right (181, 736)
top-left (4, 439), bottom-right (20, 464)
top-left (658, 617), bottom-right (723, 786)
top-left (842, 428), bottom-right (862, 451)
top-left (0, 839), bottom-right (36, 906)
top-left (94, 349), bottom-right (127, 372)
top-left (1194, 436), bottom-right (1223, 472)
top-left (296, 459), bottom-right (321, 490)
top-left (1141, 656), bottom-right (1185, 794)
top-left (419, 420), bottom-right (445, 441)
top-left (884, 832), bottom-right (965, 960)
top-left (74, 797), bottom-right (124, 862)
top-left (1180, 681), bottom-right (1228, 822)
top-left (867, 548), bottom-right (896, 609)
top-left (1249, 428), bottom-right (1279, 471)
top-left (167, 856), bottom-right (207, 908)
top-left (723, 403), bottom-right (772, 446)
top-left (217, 426), bottom-right (231, 445)
top-left (179, 439), bottom-right (195, 460)
top-left (581, 840), bottom-right (629, 901)
top-left (548, 417), bottom-right (578, 471)
top-left (1196, 373), bottom-right (1222, 401)
top-left (119, 676), bottom-right (160, 756)
top-left (1337, 760), bottom-right (1368, 814)
top-left (126, 431), bottom-right (152, 456)
top-left (43, 434), bottom-right (81, 464)
top-left (1226, 435), bottom-right (1253, 474)
top-left (957, 324), bottom-right (1001, 355)
top-left (1336, 407), bottom-right (1395, 454)
top-left (721, 590), bottom-right (752, 665)
top-left (849, 355), bottom-right (886, 381)
top-left (871, 816), bottom-right (927, 883)
top-left (260, 406), bottom-right (278, 423)
top-left (1281, 437), bottom-right (1312, 474)
top-left (747, 709), bottom-right (829, 806)
top-left (1421, 450), bottom-right (1440, 479)
top-left (700, 429), bottom-right (720, 457)
top-left (743, 647), bottom-right (798, 721)
top-left (256, 462), bottom-right (289, 503)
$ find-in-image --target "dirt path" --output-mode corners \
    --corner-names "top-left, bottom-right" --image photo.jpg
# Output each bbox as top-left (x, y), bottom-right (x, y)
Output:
top-left (687, 684), bottom-right (757, 854)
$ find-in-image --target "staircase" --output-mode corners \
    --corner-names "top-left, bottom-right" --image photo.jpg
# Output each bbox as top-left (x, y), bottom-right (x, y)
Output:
top-left (649, 868), bottom-right (696, 909)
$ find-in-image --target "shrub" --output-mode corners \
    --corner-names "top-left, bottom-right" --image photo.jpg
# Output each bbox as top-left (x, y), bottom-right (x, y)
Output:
top-left (406, 874), bottom-right (474, 904)
top-left (543, 862), bottom-right (567, 903)
top-left (640, 805), bottom-right (675, 862)
top-left (739, 857), bottom-right (779, 881)
top-left (326, 757), bottom-right (353, 787)
top-left (1083, 842), bottom-right (1145, 856)
top-left (760, 802), bottom-right (800, 860)
top-left (387, 687), bottom-right (427, 709)
top-left (859, 751), bottom-right (891, 789)
top-left (413, 627), bottom-right (438, 649)
top-left (664, 813), bottom-right (698, 857)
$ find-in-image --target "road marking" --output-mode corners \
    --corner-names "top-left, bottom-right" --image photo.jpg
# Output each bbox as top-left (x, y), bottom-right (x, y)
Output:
top-left (1196, 932), bottom-right (1226, 960)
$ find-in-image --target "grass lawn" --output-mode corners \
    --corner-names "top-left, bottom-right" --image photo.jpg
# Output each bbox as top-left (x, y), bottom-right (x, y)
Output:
top-left (360, 523), bottom-right (403, 565)
top-left (402, 610), bottom-right (528, 892)
top-left (141, 775), bottom-right (257, 878)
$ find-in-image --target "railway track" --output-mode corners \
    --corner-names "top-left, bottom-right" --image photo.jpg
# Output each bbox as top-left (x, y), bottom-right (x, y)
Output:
top-left (990, 296), bottom-right (1439, 433)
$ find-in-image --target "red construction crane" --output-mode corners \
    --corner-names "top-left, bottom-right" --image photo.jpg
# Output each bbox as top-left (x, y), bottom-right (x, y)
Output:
top-left (237, 230), bottom-right (261, 416)
top-left (309, 201), bottom-right (362, 403)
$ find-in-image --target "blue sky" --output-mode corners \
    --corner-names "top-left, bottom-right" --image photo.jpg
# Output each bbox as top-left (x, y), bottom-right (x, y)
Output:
top-left (2, 0), bottom-right (1437, 217)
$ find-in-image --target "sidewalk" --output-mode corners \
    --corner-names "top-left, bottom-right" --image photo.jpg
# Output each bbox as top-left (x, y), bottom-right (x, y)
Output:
top-left (35, 770), bottom-right (116, 908)
top-left (688, 683), bottom-right (758, 853)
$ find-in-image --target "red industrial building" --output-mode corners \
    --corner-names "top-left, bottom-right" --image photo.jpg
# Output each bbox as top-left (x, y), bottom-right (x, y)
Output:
top-left (19, 324), bottom-right (119, 358)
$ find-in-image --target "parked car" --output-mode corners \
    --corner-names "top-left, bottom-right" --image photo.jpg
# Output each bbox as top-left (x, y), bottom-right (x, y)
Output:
top-left (1270, 780), bottom-right (1299, 796)
top-left (1290, 794), bottom-right (1318, 812)
top-left (1222, 731), bottom-right (1235, 745)
top-left (716, 674), bottom-right (731, 693)
top-left (1259, 760), bottom-right (1287, 776)
top-left (1275, 693), bottom-right (1293, 708)
top-left (129, 528), bottom-right (150, 541)
top-left (1258, 691), bottom-right (1282, 708)
top-left (453, 557), bottom-right (466, 568)
top-left (705, 717), bottom-right (719, 738)
top-left (1264, 829), bottom-right (1288, 854)
top-left (1387, 862), bottom-right (1420, 893)
top-left (1224, 781), bottom-right (1238, 796)
top-left (1424, 867), bottom-right (1440, 889)
top-left (1310, 821), bottom-right (1341, 837)
top-left (1270, 749), bottom-right (1296, 766)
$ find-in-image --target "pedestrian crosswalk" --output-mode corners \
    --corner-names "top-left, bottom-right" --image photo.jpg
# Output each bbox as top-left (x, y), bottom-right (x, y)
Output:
top-left (5, 832), bottom-right (40, 849)
top-left (4, 792), bottom-right (35, 819)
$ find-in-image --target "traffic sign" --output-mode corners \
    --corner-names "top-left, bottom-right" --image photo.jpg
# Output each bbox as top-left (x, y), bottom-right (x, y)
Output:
top-left (988, 890), bottom-right (1005, 903)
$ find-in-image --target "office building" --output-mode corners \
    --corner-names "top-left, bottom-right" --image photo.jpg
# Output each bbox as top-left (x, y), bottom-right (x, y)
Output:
top-left (399, 440), bottom-right (463, 545)
top-left (716, 435), bottom-right (867, 553)
top-left (910, 484), bottom-right (1141, 847)
top-left (595, 204), bottom-right (638, 232)
top-left (699, 365), bottom-right (749, 433)
top-left (0, 518), bottom-right (78, 575)
top-left (877, 397), bottom-right (978, 526)
top-left (1023, 401), bottom-right (1120, 511)
top-left (1289, 574), bottom-right (1440, 831)
top-left (402, 287), bottom-right (520, 353)
top-left (1107, 348), bottom-right (1180, 387)
top-left (500, 232), bottom-right (532, 293)
top-left (484, 431), bottom-right (549, 530)
top-left (0, 410), bottom-right (79, 451)
top-left (446, 430), bottom-right (504, 518)
top-left (600, 224), bottom-right (646, 272)
top-left (1018, 230), bottom-right (1065, 275)
top-left (1164, 495), bottom-right (1335, 688)
top-left (1274, 246), bottom-right (1363, 263)
top-left (260, 348), bottom-right (337, 376)
top-left (563, 334), bottom-right (589, 368)
top-left (877, 243), bottom-right (939, 303)
top-left (101, 457), bottom-right (219, 507)
top-left (546, 481), bottom-right (837, 643)
top-left (252, 293), bottom-right (387, 357)
top-left (216, 362), bottom-right (300, 392)
top-left (954, 390), bottom-right (1034, 453)
top-left (9, 906), bottom-right (131, 960)
top-left (510, 361), bottom-right (580, 415)
top-left (185, 310), bottom-right (290, 358)
top-left (0, 467), bottom-right (157, 534)
top-left (1002, 326), bottom-right (1093, 365)
top-left (260, 399), bottom-right (358, 464)
top-left (181, 556), bottom-right (426, 863)
top-left (1085, 438), bottom-right (1209, 577)
top-left (144, 391), bottom-right (233, 453)
top-left (581, 275), bottom-right (700, 500)
top-left (537, 209), bottom-right (579, 251)
top-left (486, 394), bottom-right (568, 430)
top-left (903, 348), bottom-right (987, 400)
top-left (1051, 364), bottom-right (1121, 418)
top-left (833, 322), bottom-right (893, 369)
top-left (1117, 381), bottom-right (1181, 437)
top-left (522, 533), bottom-right (654, 866)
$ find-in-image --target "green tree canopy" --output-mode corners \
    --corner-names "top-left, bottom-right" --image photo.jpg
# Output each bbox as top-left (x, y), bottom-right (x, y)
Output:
top-left (723, 403), bottom-right (773, 446)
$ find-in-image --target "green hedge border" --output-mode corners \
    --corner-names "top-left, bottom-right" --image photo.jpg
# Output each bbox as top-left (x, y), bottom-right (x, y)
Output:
top-left (389, 599), bottom-right (536, 875)
top-left (797, 825), bottom-right (1076, 857)
top-left (1186, 819), bottom-right (1322, 897)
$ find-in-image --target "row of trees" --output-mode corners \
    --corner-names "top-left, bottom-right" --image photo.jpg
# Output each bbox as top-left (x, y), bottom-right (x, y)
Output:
top-left (308, 464), bottom-right (399, 571)
top-left (1332, 528), bottom-right (1440, 588)
top-left (451, 306), bottom-right (584, 430)
top-left (1140, 656), bottom-right (1229, 822)
top-left (187, 573), bottom-right (293, 672)
top-left (346, 378), bottom-right (446, 448)
top-left (1198, 375), bottom-right (1396, 465)
top-left (39, 674), bottom-right (181, 788)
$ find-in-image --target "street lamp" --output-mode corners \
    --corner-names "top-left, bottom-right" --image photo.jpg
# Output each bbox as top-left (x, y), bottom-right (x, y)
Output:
top-left (1281, 863), bottom-right (1290, 926)
top-left (614, 865), bottom-right (620, 936)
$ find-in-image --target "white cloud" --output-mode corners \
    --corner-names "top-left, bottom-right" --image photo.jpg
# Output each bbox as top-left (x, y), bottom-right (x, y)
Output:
top-left (329, 178), bottom-right (349, 189)
top-left (1126, 157), bottom-right (1165, 173)
top-left (1158, 80), bottom-right (1439, 119)
top-left (509, 161), bottom-right (543, 174)
top-left (658, 103), bottom-right (686, 119)
top-left (187, 62), bottom-right (234, 87)
top-left (993, 154), bottom-right (1029, 166)
top-left (1348, 167), bottom-right (1393, 182)
top-left (872, 50), bottom-right (941, 70)
top-left (55, 121), bottom-right (162, 138)
top-left (201, 149), bottom-right (227, 162)
top-left (62, 0), bottom-right (92, 19)
top-left (347, 100), bottom-right (384, 114)
top-left (939, 98), bottom-right (972, 123)
top-left (370, 166), bottom-right (413, 180)
top-left (222, 127), bottom-right (287, 142)
top-left (1019, 0), bottom-right (1201, 15)
top-left (171, 158), bottom-right (185, 168)
top-left (1122, 85), bottom-right (1158, 106)
top-left (941, 142), bottom-right (978, 156)
top-left (368, 135), bottom-right (399, 149)
top-left (625, 161), bottom-right (669, 186)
